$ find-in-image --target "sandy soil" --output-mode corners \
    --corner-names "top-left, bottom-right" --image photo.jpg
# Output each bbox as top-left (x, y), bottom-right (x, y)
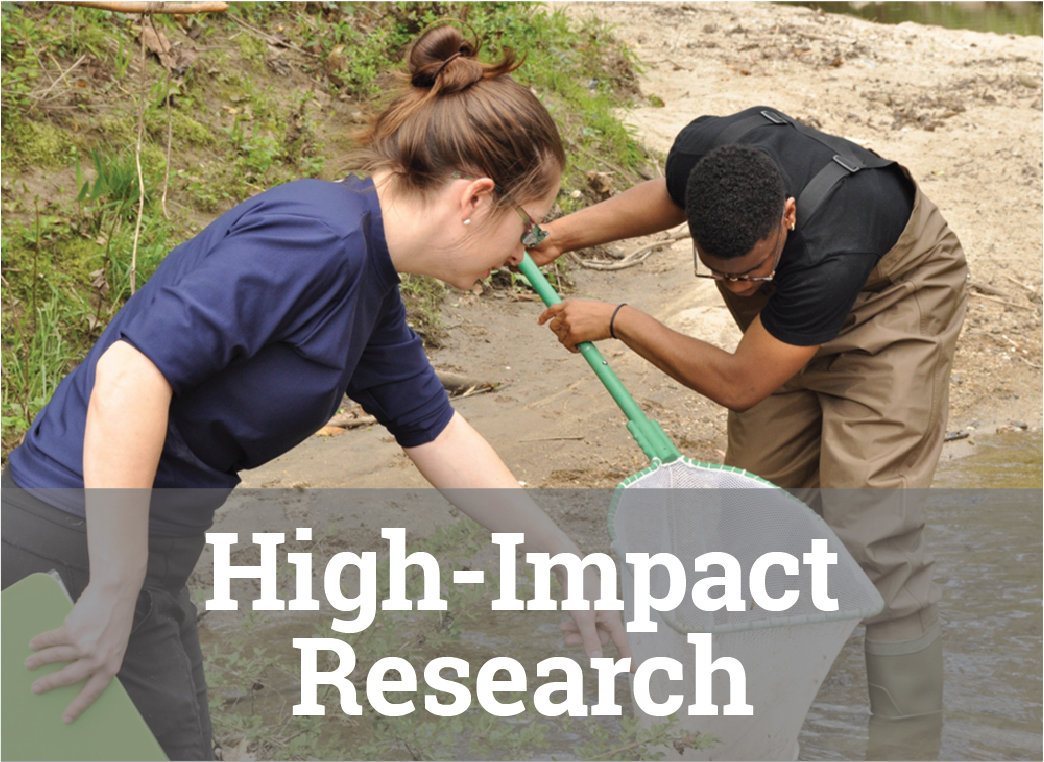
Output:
top-left (232, 2), bottom-right (1042, 552)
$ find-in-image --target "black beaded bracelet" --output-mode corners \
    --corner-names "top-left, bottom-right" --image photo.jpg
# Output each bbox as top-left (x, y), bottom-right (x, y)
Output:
top-left (609, 303), bottom-right (627, 339)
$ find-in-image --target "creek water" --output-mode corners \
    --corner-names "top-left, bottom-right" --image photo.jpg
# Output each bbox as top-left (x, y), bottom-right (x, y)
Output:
top-left (787, 2), bottom-right (1043, 37)
top-left (799, 432), bottom-right (1043, 760)
top-left (203, 432), bottom-right (1042, 760)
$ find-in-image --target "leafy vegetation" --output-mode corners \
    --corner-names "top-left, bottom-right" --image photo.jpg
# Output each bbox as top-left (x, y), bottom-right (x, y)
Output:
top-left (199, 513), bottom-right (718, 760)
top-left (1, 1), bottom-right (651, 453)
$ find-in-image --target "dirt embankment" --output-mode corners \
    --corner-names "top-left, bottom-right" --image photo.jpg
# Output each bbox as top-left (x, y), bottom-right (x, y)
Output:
top-left (236, 2), bottom-right (1042, 552)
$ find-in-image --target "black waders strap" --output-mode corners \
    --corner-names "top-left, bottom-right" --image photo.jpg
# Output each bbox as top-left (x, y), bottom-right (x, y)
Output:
top-left (705, 109), bottom-right (891, 228)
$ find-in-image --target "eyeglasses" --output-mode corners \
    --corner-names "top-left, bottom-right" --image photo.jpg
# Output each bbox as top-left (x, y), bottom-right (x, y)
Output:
top-left (694, 215), bottom-right (786, 283)
top-left (451, 172), bottom-right (549, 247)
top-left (503, 190), bottom-right (549, 247)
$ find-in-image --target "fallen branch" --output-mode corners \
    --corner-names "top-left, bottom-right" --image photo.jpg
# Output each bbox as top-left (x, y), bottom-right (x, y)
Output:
top-left (324, 413), bottom-right (377, 429)
top-left (519, 435), bottom-right (586, 442)
top-left (579, 229), bottom-right (690, 271)
top-left (579, 247), bottom-right (658, 270)
top-left (148, 13), bottom-right (174, 220)
top-left (574, 144), bottom-right (629, 183)
top-left (437, 371), bottom-right (499, 396)
top-left (451, 384), bottom-right (499, 399)
top-left (228, 12), bottom-right (318, 57)
top-left (52, 1), bottom-right (229, 13)
top-left (129, 9), bottom-right (148, 295)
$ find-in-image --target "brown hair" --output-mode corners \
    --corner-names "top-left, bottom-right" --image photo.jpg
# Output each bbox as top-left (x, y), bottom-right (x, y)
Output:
top-left (350, 24), bottom-right (565, 207)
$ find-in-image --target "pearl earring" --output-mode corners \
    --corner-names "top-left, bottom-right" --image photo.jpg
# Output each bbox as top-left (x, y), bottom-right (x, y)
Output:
top-left (790, 221), bottom-right (796, 231)
top-left (464, 218), bottom-right (471, 225)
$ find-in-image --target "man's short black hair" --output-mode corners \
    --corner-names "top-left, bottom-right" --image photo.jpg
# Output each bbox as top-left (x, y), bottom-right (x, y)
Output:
top-left (685, 144), bottom-right (786, 260)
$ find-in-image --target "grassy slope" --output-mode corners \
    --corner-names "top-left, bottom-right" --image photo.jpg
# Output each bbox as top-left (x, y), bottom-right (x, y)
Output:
top-left (1, 1), bottom-right (658, 456)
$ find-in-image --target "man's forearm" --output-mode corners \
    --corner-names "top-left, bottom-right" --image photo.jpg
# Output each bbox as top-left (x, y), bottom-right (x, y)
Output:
top-left (612, 307), bottom-right (748, 410)
top-left (546, 179), bottom-right (687, 254)
top-left (612, 308), bottom-right (819, 412)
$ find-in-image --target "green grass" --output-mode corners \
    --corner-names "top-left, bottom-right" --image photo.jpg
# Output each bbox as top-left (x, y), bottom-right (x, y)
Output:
top-left (1, 1), bottom-right (647, 453)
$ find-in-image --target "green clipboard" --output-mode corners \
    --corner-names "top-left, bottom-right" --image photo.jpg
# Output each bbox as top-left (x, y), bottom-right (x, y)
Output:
top-left (2, 573), bottom-right (166, 761)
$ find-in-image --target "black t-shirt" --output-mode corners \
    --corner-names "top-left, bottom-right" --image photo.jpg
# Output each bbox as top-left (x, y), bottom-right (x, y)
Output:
top-left (665, 107), bottom-right (916, 346)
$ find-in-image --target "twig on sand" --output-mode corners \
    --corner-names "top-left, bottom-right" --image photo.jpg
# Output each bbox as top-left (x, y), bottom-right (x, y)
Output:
top-left (519, 435), bottom-right (586, 442)
top-left (969, 280), bottom-right (1010, 297)
top-left (1003, 274), bottom-right (1039, 295)
top-left (324, 413), bottom-right (377, 429)
top-left (579, 228), bottom-right (690, 271)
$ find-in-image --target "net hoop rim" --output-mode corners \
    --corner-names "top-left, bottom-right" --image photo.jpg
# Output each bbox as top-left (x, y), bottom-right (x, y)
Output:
top-left (606, 456), bottom-right (886, 631)
top-left (607, 457), bottom-right (809, 544)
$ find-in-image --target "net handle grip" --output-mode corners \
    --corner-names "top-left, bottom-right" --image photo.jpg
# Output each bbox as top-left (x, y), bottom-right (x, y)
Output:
top-left (518, 252), bottom-right (681, 463)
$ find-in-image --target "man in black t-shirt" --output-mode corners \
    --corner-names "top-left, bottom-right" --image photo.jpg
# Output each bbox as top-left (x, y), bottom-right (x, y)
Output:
top-left (530, 107), bottom-right (968, 730)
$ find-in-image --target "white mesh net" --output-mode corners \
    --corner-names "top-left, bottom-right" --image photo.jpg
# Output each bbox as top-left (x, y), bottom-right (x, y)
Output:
top-left (609, 459), bottom-right (883, 760)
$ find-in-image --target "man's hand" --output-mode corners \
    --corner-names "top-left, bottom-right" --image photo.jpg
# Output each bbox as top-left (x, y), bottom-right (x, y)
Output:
top-left (525, 230), bottom-right (565, 268)
top-left (538, 300), bottom-right (618, 352)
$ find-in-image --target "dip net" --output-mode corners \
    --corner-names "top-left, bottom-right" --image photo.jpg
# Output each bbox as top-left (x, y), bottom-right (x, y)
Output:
top-left (518, 253), bottom-right (882, 759)
top-left (609, 460), bottom-right (882, 760)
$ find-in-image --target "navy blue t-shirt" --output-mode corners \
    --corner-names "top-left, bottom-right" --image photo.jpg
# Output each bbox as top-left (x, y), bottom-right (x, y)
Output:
top-left (8, 177), bottom-right (454, 535)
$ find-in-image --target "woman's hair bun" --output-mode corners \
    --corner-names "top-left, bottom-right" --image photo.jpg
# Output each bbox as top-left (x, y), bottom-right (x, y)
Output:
top-left (408, 22), bottom-right (517, 93)
top-left (349, 19), bottom-right (563, 206)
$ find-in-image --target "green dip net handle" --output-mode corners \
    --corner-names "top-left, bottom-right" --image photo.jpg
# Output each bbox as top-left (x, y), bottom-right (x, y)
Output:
top-left (518, 252), bottom-right (681, 464)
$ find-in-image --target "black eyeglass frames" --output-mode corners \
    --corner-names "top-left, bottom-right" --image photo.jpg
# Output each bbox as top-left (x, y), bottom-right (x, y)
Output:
top-left (693, 215), bottom-right (786, 283)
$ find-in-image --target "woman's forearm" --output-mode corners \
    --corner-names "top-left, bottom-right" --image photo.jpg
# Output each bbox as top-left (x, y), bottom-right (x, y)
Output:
top-left (406, 414), bottom-right (632, 662)
top-left (404, 412), bottom-right (579, 555)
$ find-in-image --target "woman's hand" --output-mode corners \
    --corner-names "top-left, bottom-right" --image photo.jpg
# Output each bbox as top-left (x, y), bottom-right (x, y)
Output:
top-left (26, 582), bottom-right (139, 723)
top-left (557, 567), bottom-right (633, 666)
top-left (538, 300), bottom-right (618, 352)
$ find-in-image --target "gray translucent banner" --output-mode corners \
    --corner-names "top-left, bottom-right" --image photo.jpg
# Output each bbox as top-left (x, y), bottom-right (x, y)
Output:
top-left (2, 487), bottom-right (1040, 761)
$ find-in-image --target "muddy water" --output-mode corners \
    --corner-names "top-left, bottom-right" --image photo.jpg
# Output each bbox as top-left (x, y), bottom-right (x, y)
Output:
top-left (801, 432), bottom-right (1043, 760)
top-left (203, 433), bottom-right (1042, 760)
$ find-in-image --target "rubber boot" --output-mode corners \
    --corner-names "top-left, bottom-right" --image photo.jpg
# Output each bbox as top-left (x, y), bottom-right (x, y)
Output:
top-left (864, 625), bottom-right (943, 760)
top-left (866, 712), bottom-right (942, 761)
top-left (865, 626), bottom-right (943, 718)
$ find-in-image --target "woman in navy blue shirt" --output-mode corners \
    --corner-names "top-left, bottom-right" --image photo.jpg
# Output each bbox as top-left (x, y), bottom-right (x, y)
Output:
top-left (3, 25), bottom-right (629, 758)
